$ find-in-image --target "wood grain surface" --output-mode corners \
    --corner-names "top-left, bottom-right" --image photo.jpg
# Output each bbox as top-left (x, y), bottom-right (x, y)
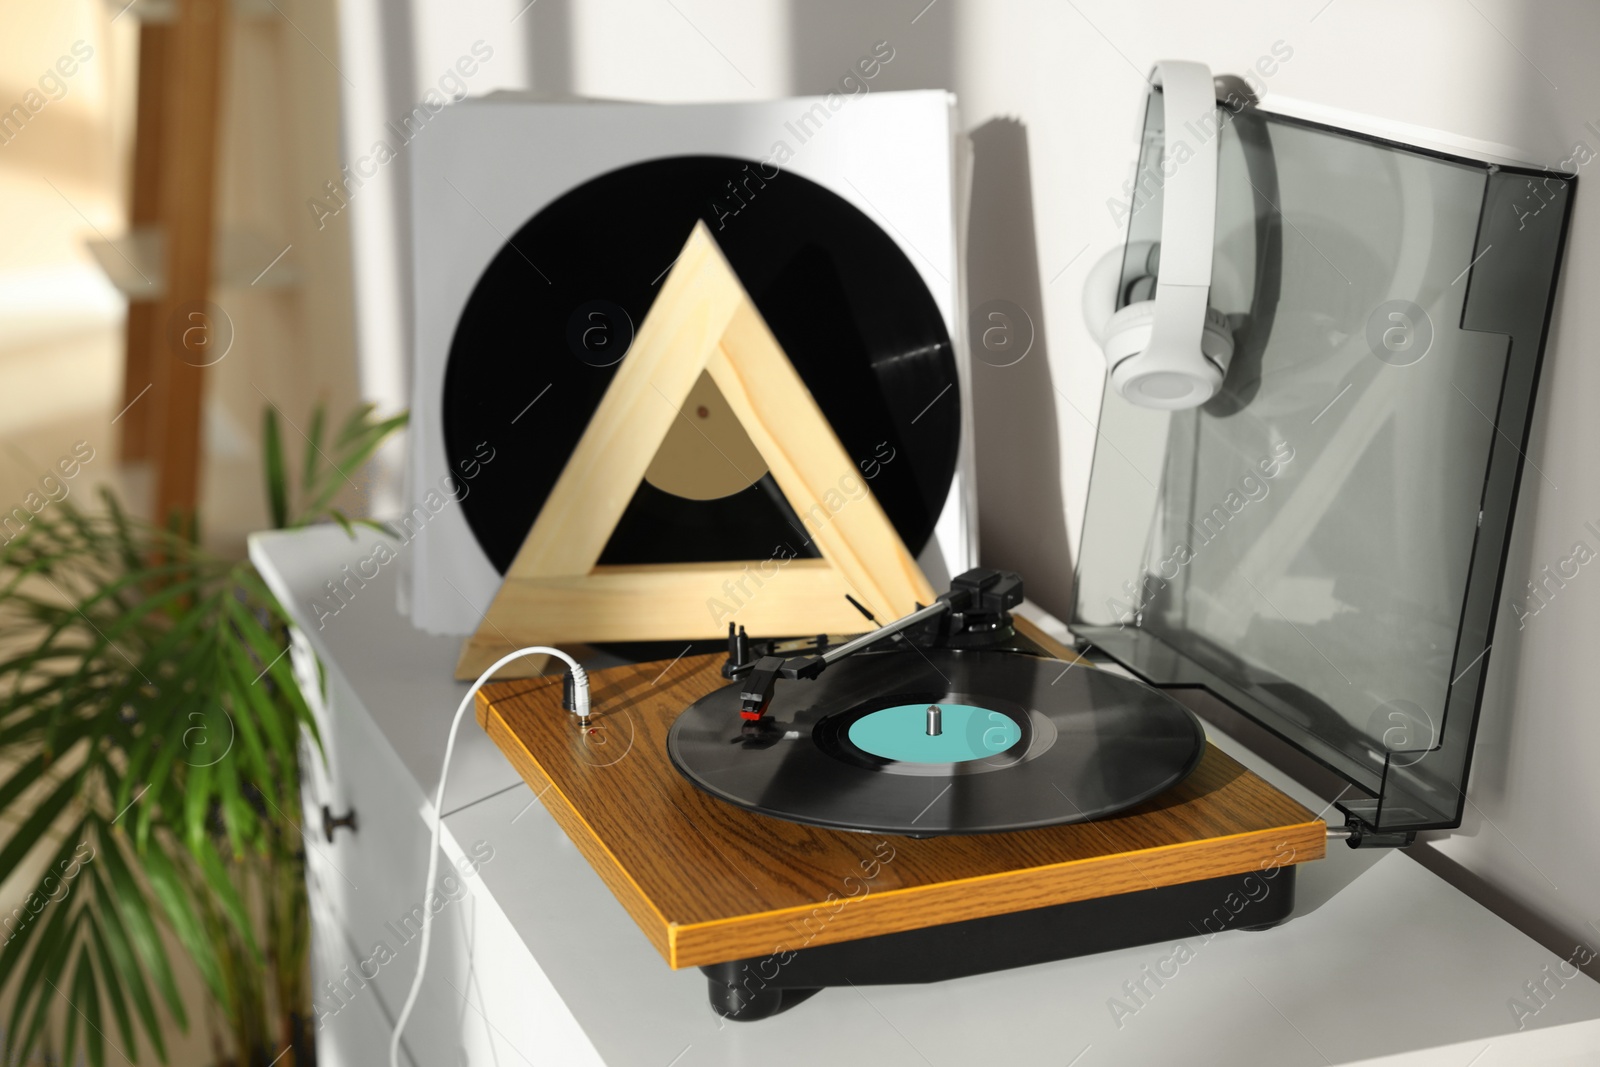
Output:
top-left (461, 560), bottom-right (865, 652)
top-left (477, 625), bottom-right (1326, 969)
top-left (151, 0), bottom-right (227, 531)
top-left (457, 222), bottom-right (936, 677)
top-left (120, 22), bottom-right (170, 464)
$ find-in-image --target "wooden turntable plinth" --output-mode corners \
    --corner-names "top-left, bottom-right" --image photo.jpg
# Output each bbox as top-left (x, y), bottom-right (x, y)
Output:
top-left (475, 618), bottom-right (1327, 970)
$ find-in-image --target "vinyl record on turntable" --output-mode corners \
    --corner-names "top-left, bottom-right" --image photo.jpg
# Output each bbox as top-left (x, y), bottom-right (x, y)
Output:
top-left (442, 155), bottom-right (960, 576)
top-left (666, 649), bottom-right (1207, 835)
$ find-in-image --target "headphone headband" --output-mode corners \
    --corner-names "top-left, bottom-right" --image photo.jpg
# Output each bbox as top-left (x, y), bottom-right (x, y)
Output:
top-left (1149, 60), bottom-right (1219, 289)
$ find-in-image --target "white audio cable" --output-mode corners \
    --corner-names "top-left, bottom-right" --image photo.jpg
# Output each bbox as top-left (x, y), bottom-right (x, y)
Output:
top-left (389, 646), bottom-right (589, 1067)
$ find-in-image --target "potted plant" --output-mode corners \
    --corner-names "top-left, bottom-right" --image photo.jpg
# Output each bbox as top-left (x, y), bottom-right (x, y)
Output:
top-left (0, 402), bottom-right (405, 1066)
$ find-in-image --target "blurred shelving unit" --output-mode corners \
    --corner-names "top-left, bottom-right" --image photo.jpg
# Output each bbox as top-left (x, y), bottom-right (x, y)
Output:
top-left (88, 0), bottom-right (360, 554)
top-left (86, 227), bottom-right (300, 298)
top-left (110, 0), bottom-right (281, 19)
top-left (90, 0), bottom-right (232, 531)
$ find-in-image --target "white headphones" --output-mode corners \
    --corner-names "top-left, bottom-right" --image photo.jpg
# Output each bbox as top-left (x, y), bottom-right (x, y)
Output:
top-left (1084, 60), bottom-right (1234, 410)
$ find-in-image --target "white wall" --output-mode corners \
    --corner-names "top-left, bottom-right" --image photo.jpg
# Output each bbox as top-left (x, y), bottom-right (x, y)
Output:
top-left (332, 0), bottom-right (1600, 969)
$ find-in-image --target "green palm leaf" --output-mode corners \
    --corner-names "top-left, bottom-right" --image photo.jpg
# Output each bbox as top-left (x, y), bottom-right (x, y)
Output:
top-left (263, 407), bottom-right (290, 531)
top-left (7, 896), bottom-right (78, 1062)
top-left (86, 913), bottom-right (136, 1064)
top-left (0, 768), bottom-right (85, 881)
top-left (89, 861), bottom-right (168, 1062)
top-left (303, 401), bottom-right (327, 488)
top-left (98, 832), bottom-right (189, 1028)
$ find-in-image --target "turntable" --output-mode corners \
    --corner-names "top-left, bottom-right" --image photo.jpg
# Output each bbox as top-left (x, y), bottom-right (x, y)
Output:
top-left (475, 570), bottom-right (1327, 1019)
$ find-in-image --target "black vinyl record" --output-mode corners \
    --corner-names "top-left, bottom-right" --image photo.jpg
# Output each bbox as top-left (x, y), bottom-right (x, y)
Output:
top-left (666, 650), bottom-right (1206, 836)
top-left (442, 155), bottom-right (959, 574)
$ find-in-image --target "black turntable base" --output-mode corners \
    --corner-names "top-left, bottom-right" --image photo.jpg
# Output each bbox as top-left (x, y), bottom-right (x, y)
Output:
top-left (698, 866), bottom-right (1297, 1020)
top-left (477, 614), bottom-right (1326, 1019)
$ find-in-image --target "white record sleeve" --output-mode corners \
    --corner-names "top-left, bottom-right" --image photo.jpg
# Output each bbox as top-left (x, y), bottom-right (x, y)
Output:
top-left (406, 90), bottom-right (973, 635)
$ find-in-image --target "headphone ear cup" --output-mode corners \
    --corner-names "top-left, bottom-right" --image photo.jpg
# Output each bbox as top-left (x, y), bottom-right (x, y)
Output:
top-left (1201, 307), bottom-right (1235, 366)
top-left (1102, 302), bottom-right (1235, 367)
top-left (1080, 247), bottom-right (1125, 345)
top-left (1103, 301), bottom-right (1237, 409)
top-left (1100, 300), bottom-right (1160, 363)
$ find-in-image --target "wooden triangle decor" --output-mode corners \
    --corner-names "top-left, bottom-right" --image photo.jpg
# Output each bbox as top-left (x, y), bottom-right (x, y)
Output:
top-left (456, 222), bottom-right (936, 679)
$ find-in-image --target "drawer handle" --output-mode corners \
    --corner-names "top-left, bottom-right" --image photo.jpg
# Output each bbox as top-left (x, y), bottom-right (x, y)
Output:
top-left (321, 804), bottom-right (358, 843)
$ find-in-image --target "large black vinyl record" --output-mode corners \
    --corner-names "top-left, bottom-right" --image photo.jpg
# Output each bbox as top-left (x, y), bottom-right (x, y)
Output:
top-left (442, 156), bottom-right (959, 573)
top-left (666, 650), bottom-right (1206, 836)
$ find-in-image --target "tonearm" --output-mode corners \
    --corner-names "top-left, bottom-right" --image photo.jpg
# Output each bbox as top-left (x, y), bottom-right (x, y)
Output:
top-left (729, 568), bottom-right (1023, 724)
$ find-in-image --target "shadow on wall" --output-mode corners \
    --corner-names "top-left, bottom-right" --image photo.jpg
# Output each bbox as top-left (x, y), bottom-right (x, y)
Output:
top-left (788, 7), bottom-right (1076, 616)
top-left (372, 0), bottom-right (419, 398)
top-left (787, 1), bottom-right (953, 94)
top-left (966, 118), bottom-right (1076, 620)
top-left (520, 0), bottom-right (573, 94)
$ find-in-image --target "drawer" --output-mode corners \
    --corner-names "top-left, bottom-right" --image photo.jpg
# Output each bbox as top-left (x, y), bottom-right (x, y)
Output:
top-left (307, 832), bottom-right (534, 1066)
top-left (307, 865), bottom-right (417, 1067)
top-left (295, 631), bottom-right (542, 1065)
top-left (437, 821), bottom-right (605, 1066)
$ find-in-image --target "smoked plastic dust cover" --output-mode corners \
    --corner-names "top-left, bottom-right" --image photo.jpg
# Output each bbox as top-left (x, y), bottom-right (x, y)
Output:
top-left (1071, 87), bottom-right (1575, 833)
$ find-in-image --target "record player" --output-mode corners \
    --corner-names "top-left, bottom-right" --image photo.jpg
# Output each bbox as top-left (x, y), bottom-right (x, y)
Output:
top-left (442, 61), bottom-right (1573, 1022)
top-left (475, 570), bottom-right (1326, 1020)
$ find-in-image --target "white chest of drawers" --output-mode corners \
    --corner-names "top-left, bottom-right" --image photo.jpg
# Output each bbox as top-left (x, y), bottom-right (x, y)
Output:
top-left (251, 526), bottom-right (1600, 1066)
